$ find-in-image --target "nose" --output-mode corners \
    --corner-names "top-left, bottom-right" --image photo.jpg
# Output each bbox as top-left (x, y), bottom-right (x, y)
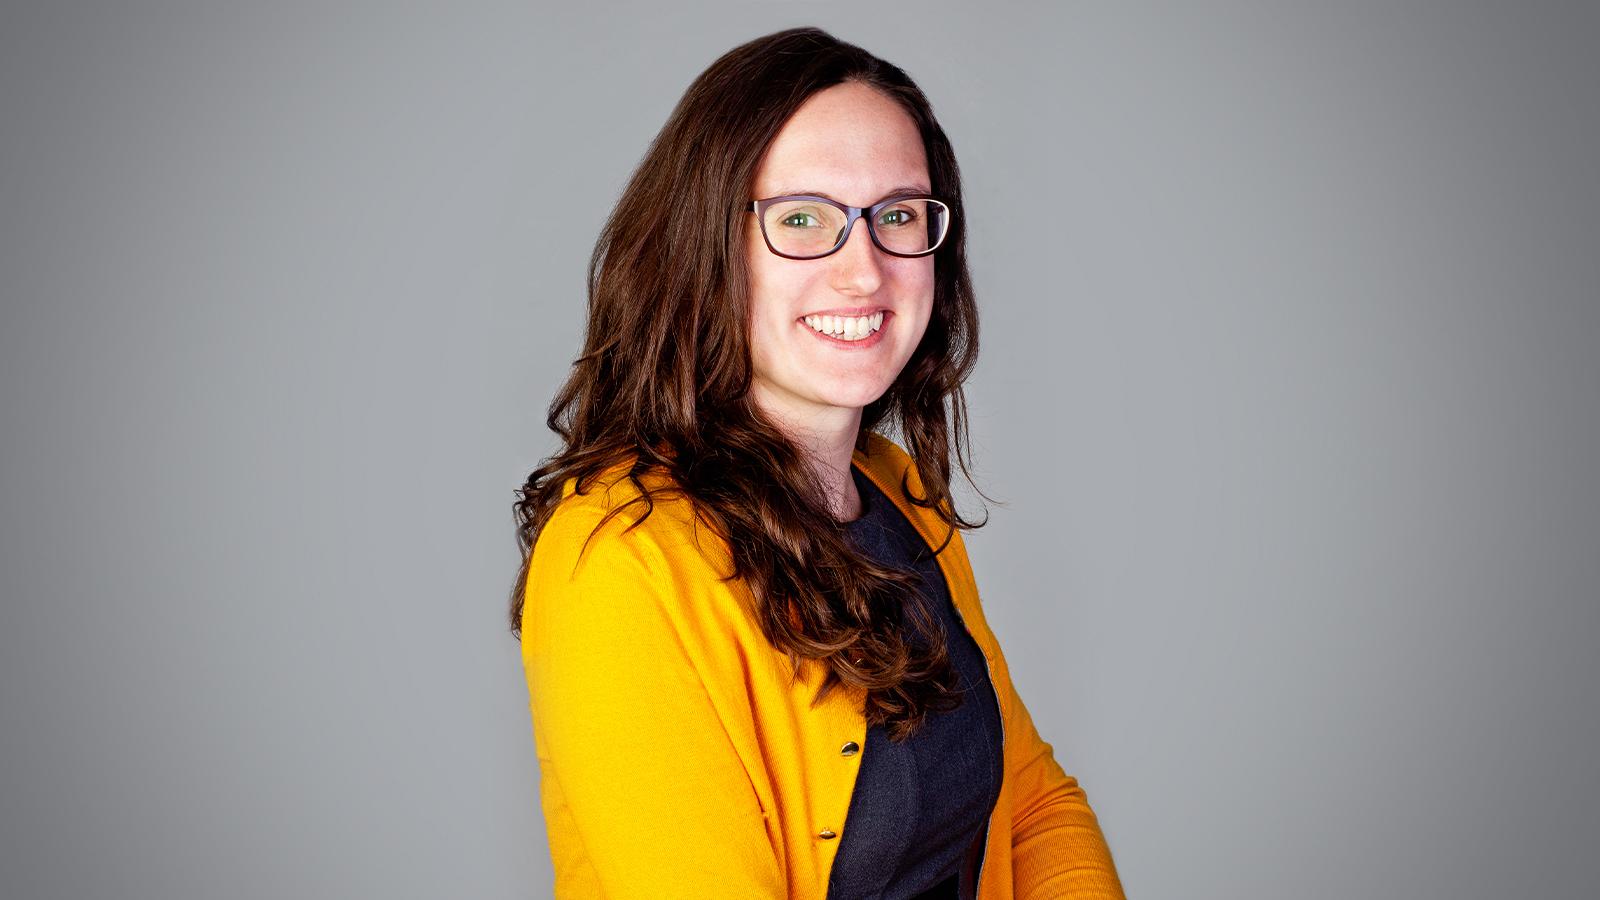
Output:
top-left (828, 215), bottom-right (885, 295)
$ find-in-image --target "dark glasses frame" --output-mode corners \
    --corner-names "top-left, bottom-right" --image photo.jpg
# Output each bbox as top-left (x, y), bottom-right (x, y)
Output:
top-left (748, 193), bottom-right (953, 260)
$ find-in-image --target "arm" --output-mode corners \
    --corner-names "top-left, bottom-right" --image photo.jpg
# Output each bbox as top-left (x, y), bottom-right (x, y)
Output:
top-left (520, 507), bottom-right (786, 899)
top-left (1000, 663), bottom-right (1127, 899)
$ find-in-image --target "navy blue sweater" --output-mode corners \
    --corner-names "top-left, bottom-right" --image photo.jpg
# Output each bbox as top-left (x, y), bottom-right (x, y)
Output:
top-left (825, 464), bottom-right (1005, 900)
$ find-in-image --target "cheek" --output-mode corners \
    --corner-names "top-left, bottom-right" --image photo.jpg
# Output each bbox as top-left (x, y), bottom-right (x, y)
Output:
top-left (744, 266), bottom-right (795, 365)
top-left (745, 232), bottom-right (784, 307)
top-left (746, 265), bottom-right (788, 334)
top-left (898, 259), bottom-right (937, 314)
top-left (901, 262), bottom-right (937, 343)
top-left (747, 255), bottom-right (812, 329)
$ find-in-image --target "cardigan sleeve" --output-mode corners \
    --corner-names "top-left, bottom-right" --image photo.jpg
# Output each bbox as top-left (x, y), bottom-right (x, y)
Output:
top-left (997, 663), bottom-right (1128, 899)
top-left (520, 506), bottom-right (786, 899)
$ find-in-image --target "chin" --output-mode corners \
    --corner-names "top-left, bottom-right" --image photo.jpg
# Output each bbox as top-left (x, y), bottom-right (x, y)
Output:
top-left (816, 385), bottom-right (891, 410)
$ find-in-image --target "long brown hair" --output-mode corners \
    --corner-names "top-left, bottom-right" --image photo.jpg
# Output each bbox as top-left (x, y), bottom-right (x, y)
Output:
top-left (510, 26), bottom-right (991, 742)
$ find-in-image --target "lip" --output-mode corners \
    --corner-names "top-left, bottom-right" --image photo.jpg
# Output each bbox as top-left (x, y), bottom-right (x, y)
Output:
top-left (798, 306), bottom-right (891, 319)
top-left (797, 309), bottom-right (890, 349)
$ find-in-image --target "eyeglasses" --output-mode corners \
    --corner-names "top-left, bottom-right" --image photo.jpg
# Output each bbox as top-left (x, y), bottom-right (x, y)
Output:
top-left (748, 193), bottom-right (953, 260)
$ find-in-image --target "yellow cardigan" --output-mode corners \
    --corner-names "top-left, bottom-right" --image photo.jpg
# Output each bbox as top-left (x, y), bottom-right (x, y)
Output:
top-left (520, 432), bottom-right (1126, 898)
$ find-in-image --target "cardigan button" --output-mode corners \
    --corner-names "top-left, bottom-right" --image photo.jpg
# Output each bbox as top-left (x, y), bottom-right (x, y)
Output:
top-left (818, 829), bottom-right (838, 840)
top-left (839, 741), bottom-right (860, 756)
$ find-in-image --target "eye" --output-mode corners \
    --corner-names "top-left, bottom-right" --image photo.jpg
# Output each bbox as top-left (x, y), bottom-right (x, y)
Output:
top-left (878, 207), bottom-right (919, 228)
top-left (780, 212), bottom-right (821, 228)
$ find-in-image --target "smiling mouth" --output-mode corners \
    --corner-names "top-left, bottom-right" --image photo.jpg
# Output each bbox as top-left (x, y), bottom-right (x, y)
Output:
top-left (798, 310), bottom-right (888, 342)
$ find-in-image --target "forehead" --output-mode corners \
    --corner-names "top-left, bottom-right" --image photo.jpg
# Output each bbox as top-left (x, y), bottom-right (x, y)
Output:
top-left (752, 82), bottom-right (930, 206)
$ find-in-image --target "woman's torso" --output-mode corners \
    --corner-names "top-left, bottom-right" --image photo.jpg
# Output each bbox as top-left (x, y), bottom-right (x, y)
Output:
top-left (825, 463), bottom-right (1005, 900)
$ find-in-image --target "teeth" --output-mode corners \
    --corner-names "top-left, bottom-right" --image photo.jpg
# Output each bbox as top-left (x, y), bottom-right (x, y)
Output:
top-left (803, 311), bottom-right (884, 341)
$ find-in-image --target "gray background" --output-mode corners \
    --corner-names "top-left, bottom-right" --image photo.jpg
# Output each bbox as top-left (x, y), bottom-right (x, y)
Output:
top-left (2, 2), bottom-right (1596, 898)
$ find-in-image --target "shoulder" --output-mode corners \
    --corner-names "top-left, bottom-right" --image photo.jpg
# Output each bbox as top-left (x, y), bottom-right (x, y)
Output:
top-left (524, 455), bottom-right (730, 625)
top-left (855, 430), bottom-right (913, 483)
top-left (856, 430), bottom-right (966, 543)
top-left (521, 469), bottom-right (698, 665)
top-left (529, 430), bottom-right (932, 599)
top-left (520, 457), bottom-right (758, 681)
top-left (548, 432), bottom-right (919, 565)
top-left (855, 431), bottom-right (949, 513)
top-left (538, 454), bottom-right (706, 559)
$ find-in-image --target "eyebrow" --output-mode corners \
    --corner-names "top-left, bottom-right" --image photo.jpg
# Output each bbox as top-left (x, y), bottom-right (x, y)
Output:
top-left (768, 185), bottom-right (933, 204)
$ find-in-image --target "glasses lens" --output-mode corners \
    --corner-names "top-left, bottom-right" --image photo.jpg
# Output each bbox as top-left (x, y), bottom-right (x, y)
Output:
top-left (873, 198), bottom-right (949, 256)
top-left (761, 198), bottom-right (949, 257)
top-left (761, 199), bottom-right (848, 258)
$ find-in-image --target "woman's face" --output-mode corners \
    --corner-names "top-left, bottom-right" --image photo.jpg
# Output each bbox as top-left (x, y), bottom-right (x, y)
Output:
top-left (745, 82), bottom-right (936, 435)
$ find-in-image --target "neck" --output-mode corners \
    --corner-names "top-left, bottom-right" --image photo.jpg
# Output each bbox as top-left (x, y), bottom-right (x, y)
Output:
top-left (750, 389), bottom-right (864, 522)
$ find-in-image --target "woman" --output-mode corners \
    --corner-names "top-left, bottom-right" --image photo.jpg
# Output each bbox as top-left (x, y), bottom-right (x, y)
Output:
top-left (511, 26), bottom-right (1126, 900)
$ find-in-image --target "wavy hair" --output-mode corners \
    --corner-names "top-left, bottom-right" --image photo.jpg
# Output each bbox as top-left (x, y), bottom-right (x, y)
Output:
top-left (509, 26), bottom-right (991, 742)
